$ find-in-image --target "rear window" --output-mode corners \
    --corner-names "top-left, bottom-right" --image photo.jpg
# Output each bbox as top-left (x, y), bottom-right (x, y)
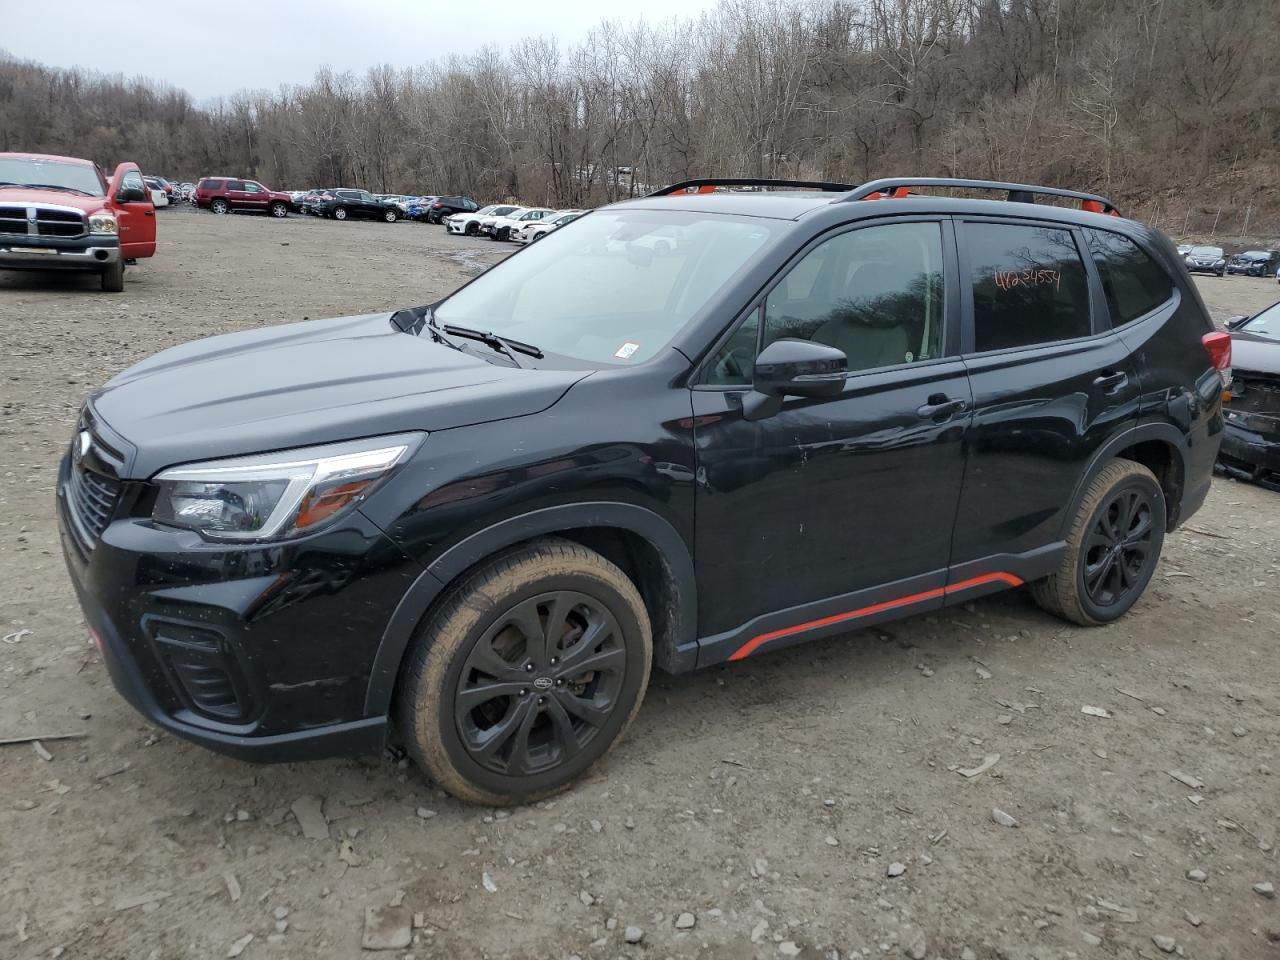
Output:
top-left (966, 222), bottom-right (1091, 352)
top-left (199, 179), bottom-right (224, 191)
top-left (1084, 229), bottom-right (1175, 326)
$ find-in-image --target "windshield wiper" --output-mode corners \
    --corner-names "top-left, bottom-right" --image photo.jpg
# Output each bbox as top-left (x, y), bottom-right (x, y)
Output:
top-left (441, 323), bottom-right (543, 368)
top-left (19, 183), bottom-right (96, 196)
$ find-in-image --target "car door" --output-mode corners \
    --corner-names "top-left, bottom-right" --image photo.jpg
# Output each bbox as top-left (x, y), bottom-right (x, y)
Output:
top-left (690, 217), bottom-right (973, 664)
top-left (949, 217), bottom-right (1141, 577)
top-left (224, 180), bottom-right (251, 210)
top-left (242, 181), bottom-right (268, 213)
top-left (107, 163), bottom-right (156, 259)
top-left (357, 191), bottom-right (379, 218)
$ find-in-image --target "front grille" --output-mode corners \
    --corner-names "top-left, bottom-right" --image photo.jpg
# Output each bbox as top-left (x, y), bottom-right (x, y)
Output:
top-left (0, 204), bottom-right (88, 239)
top-left (148, 621), bottom-right (253, 721)
top-left (66, 463), bottom-right (121, 553)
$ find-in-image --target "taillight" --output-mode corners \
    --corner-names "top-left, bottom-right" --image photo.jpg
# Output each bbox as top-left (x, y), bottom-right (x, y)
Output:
top-left (1202, 331), bottom-right (1232, 391)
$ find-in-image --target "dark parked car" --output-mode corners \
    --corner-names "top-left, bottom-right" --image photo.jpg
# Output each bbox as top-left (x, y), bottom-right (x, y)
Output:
top-left (313, 188), bottom-right (400, 222)
top-left (422, 195), bottom-right (480, 223)
top-left (195, 178), bottom-right (293, 217)
top-left (58, 176), bottom-right (1226, 806)
top-left (1226, 250), bottom-right (1280, 277)
top-left (1218, 300), bottom-right (1280, 486)
top-left (1184, 245), bottom-right (1226, 276)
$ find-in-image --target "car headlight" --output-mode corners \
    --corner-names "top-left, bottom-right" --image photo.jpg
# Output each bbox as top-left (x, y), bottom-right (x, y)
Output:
top-left (89, 213), bottom-right (118, 235)
top-left (1216, 258), bottom-right (1226, 266)
top-left (152, 433), bottom-right (423, 541)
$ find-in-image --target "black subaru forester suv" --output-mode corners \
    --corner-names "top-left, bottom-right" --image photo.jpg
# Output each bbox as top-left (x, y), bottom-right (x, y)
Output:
top-left (58, 177), bottom-right (1229, 805)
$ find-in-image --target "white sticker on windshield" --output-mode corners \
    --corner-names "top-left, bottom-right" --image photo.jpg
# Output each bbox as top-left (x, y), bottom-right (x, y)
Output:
top-left (614, 341), bottom-right (640, 360)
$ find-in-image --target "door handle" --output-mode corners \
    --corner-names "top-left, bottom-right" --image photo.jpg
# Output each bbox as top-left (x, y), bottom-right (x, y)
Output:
top-left (916, 395), bottom-right (967, 420)
top-left (1093, 371), bottom-right (1128, 393)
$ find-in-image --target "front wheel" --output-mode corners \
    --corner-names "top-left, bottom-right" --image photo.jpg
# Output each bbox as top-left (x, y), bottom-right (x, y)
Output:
top-left (100, 259), bottom-right (125, 292)
top-left (384, 208), bottom-right (399, 222)
top-left (465, 222), bottom-right (479, 236)
top-left (395, 538), bottom-right (652, 805)
top-left (1032, 459), bottom-right (1165, 626)
top-left (269, 201), bottom-right (288, 218)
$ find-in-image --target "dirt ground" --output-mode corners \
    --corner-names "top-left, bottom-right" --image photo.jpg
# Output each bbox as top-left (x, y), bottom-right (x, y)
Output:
top-left (1, 210), bottom-right (1278, 960)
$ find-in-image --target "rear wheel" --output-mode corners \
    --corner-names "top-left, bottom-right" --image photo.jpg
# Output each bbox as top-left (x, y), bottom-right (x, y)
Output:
top-left (333, 206), bottom-right (348, 221)
top-left (1032, 459), bottom-right (1165, 626)
top-left (100, 259), bottom-right (125, 293)
top-left (395, 538), bottom-right (652, 805)
top-left (210, 198), bottom-right (229, 215)
top-left (269, 201), bottom-right (288, 218)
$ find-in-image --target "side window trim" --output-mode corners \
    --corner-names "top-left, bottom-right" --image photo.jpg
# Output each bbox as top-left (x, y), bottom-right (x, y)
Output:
top-left (1074, 225), bottom-right (1113, 335)
top-left (692, 214), bottom-right (957, 390)
top-left (955, 215), bottom-right (1101, 357)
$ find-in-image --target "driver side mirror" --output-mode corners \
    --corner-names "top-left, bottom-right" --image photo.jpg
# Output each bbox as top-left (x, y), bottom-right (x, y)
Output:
top-left (744, 338), bottom-right (848, 421)
top-left (117, 185), bottom-right (148, 203)
top-left (1225, 315), bottom-right (1249, 330)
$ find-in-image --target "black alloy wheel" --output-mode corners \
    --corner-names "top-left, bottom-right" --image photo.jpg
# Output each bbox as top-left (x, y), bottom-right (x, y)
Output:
top-left (455, 591), bottom-right (626, 776)
top-left (1081, 486), bottom-right (1155, 609)
top-left (395, 538), bottom-right (652, 805)
top-left (1031, 459), bottom-right (1166, 625)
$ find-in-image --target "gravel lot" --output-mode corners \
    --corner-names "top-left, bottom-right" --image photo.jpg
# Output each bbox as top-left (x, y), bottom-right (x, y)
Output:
top-left (2, 210), bottom-right (1278, 960)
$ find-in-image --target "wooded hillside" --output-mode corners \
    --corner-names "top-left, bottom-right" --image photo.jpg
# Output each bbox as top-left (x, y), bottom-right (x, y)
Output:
top-left (2, 0), bottom-right (1277, 237)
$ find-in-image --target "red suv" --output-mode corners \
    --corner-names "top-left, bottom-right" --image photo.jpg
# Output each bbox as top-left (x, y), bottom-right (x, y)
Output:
top-left (195, 178), bottom-right (292, 217)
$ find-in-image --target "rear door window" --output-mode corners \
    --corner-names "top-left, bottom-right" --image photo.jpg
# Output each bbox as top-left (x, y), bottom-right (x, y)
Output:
top-left (1083, 229), bottom-right (1175, 326)
top-left (964, 222), bottom-right (1091, 352)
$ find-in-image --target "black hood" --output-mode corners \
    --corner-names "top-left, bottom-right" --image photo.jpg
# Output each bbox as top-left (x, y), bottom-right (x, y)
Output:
top-left (93, 313), bottom-right (589, 478)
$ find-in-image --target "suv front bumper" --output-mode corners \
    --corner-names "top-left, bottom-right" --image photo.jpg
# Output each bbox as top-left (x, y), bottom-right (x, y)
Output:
top-left (56, 448), bottom-right (422, 763)
top-left (0, 235), bottom-right (120, 271)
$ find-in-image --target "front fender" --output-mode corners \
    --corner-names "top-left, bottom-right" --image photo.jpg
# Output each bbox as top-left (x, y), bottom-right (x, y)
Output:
top-left (361, 501), bottom-right (697, 717)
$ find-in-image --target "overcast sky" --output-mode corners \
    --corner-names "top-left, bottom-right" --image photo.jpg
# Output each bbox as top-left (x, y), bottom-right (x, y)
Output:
top-left (5, 0), bottom-right (721, 101)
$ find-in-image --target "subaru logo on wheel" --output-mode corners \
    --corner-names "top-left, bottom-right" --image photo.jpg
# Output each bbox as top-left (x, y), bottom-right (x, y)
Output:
top-left (533, 676), bottom-right (553, 691)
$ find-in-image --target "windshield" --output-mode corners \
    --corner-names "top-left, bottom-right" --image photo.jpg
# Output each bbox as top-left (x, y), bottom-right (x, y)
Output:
top-left (1190, 246), bottom-right (1223, 257)
top-left (1242, 302), bottom-right (1280, 340)
top-left (0, 157), bottom-right (105, 196)
top-left (434, 209), bottom-right (775, 365)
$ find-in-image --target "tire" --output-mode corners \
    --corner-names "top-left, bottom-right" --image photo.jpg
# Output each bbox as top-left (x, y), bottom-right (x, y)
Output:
top-left (333, 206), bottom-right (348, 221)
top-left (384, 208), bottom-right (399, 222)
top-left (395, 537), bottom-right (652, 806)
top-left (210, 198), bottom-right (229, 215)
top-left (269, 201), bottom-right (288, 218)
top-left (1031, 459), bottom-right (1166, 626)
top-left (530, 231), bottom-right (543, 242)
top-left (100, 259), bottom-right (125, 293)
top-left (465, 222), bottom-right (479, 236)
top-left (493, 227), bottom-right (507, 241)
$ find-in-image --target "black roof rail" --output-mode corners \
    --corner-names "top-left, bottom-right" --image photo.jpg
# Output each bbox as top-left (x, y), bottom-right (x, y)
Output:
top-left (840, 177), bottom-right (1121, 216)
top-left (647, 177), bottom-right (856, 197)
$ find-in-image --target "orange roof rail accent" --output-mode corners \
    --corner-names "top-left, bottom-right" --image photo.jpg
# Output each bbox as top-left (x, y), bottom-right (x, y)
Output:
top-left (841, 178), bottom-right (1121, 217)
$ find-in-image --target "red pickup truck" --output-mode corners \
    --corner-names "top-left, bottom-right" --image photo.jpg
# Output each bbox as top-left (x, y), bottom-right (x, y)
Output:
top-left (0, 152), bottom-right (157, 292)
